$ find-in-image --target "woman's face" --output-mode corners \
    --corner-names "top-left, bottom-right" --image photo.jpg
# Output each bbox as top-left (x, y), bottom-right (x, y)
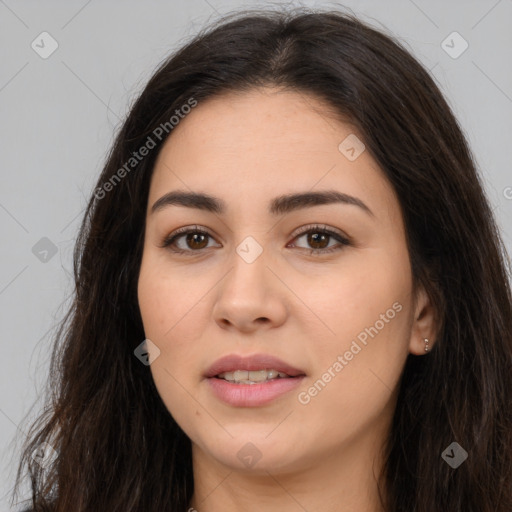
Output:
top-left (137, 87), bottom-right (434, 474)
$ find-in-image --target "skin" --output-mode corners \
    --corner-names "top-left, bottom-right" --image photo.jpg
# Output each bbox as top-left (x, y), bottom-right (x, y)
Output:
top-left (137, 87), bottom-right (436, 512)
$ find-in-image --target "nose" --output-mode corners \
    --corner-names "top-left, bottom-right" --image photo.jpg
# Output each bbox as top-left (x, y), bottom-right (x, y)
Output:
top-left (212, 245), bottom-right (288, 333)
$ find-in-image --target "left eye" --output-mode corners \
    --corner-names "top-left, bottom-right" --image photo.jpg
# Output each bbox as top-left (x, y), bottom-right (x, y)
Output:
top-left (160, 225), bottom-right (350, 255)
top-left (289, 228), bottom-right (350, 254)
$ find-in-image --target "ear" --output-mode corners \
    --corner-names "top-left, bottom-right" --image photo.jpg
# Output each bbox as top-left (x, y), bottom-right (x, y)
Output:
top-left (408, 285), bottom-right (437, 355)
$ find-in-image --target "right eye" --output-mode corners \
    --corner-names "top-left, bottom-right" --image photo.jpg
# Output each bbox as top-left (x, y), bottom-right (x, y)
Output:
top-left (160, 225), bottom-right (220, 254)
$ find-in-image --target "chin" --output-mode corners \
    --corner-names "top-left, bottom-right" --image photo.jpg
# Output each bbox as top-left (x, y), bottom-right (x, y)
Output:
top-left (212, 444), bottom-right (302, 474)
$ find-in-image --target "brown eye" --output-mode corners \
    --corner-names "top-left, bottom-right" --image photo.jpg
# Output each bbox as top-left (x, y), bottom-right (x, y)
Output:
top-left (290, 225), bottom-right (351, 255)
top-left (306, 232), bottom-right (330, 250)
top-left (160, 226), bottom-right (218, 254)
top-left (161, 224), bottom-right (350, 256)
top-left (185, 232), bottom-right (209, 250)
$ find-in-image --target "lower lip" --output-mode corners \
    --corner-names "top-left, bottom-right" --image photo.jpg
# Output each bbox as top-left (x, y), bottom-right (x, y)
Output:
top-left (206, 376), bottom-right (305, 407)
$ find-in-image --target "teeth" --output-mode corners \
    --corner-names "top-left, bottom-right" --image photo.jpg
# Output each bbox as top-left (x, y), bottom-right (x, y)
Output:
top-left (217, 369), bottom-right (290, 383)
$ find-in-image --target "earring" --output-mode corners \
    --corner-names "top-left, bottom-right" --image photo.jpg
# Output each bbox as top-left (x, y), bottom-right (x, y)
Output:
top-left (424, 338), bottom-right (430, 353)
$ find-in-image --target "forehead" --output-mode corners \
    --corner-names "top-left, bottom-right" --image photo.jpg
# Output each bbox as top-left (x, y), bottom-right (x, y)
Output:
top-left (148, 87), bottom-right (398, 219)
top-left (162, 87), bottom-right (353, 156)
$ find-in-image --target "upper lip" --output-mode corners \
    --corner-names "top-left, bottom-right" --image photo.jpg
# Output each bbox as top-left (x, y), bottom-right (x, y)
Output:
top-left (205, 354), bottom-right (306, 378)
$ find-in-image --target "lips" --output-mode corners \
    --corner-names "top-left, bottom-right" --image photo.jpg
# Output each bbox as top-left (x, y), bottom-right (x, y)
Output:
top-left (205, 353), bottom-right (306, 407)
top-left (204, 353), bottom-right (306, 379)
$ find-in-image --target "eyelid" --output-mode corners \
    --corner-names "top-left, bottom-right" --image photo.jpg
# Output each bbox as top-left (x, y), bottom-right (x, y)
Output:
top-left (291, 223), bottom-right (350, 242)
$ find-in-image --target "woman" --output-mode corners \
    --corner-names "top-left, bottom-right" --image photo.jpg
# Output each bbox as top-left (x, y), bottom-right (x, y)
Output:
top-left (13, 7), bottom-right (512, 512)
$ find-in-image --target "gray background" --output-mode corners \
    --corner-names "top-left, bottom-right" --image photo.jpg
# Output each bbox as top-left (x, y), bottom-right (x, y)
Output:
top-left (1, 0), bottom-right (511, 509)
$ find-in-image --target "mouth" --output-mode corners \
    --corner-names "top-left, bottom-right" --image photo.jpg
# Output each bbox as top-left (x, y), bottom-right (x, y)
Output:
top-left (215, 369), bottom-right (297, 384)
top-left (205, 353), bottom-right (306, 379)
top-left (205, 354), bottom-right (306, 407)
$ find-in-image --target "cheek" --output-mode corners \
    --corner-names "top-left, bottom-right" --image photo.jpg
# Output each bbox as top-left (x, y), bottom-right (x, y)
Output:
top-left (137, 254), bottom-right (213, 382)
top-left (137, 257), bottom-right (209, 431)
top-left (301, 248), bottom-right (413, 404)
top-left (309, 251), bottom-right (411, 347)
top-left (138, 254), bottom-right (202, 339)
top-left (294, 299), bottom-right (411, 450)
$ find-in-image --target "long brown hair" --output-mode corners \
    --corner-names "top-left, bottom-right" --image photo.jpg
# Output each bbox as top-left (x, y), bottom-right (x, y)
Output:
top-left (12, 7), bottom-right (512, 512)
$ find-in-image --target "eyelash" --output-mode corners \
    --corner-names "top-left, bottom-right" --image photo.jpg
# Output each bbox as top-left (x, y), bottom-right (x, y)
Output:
top-left (159, 224), bottom-right (351, 256)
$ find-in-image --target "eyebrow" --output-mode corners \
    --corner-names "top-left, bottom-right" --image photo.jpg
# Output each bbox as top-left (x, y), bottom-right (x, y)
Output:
top-left (150, 189), bottom-right (373, 217)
